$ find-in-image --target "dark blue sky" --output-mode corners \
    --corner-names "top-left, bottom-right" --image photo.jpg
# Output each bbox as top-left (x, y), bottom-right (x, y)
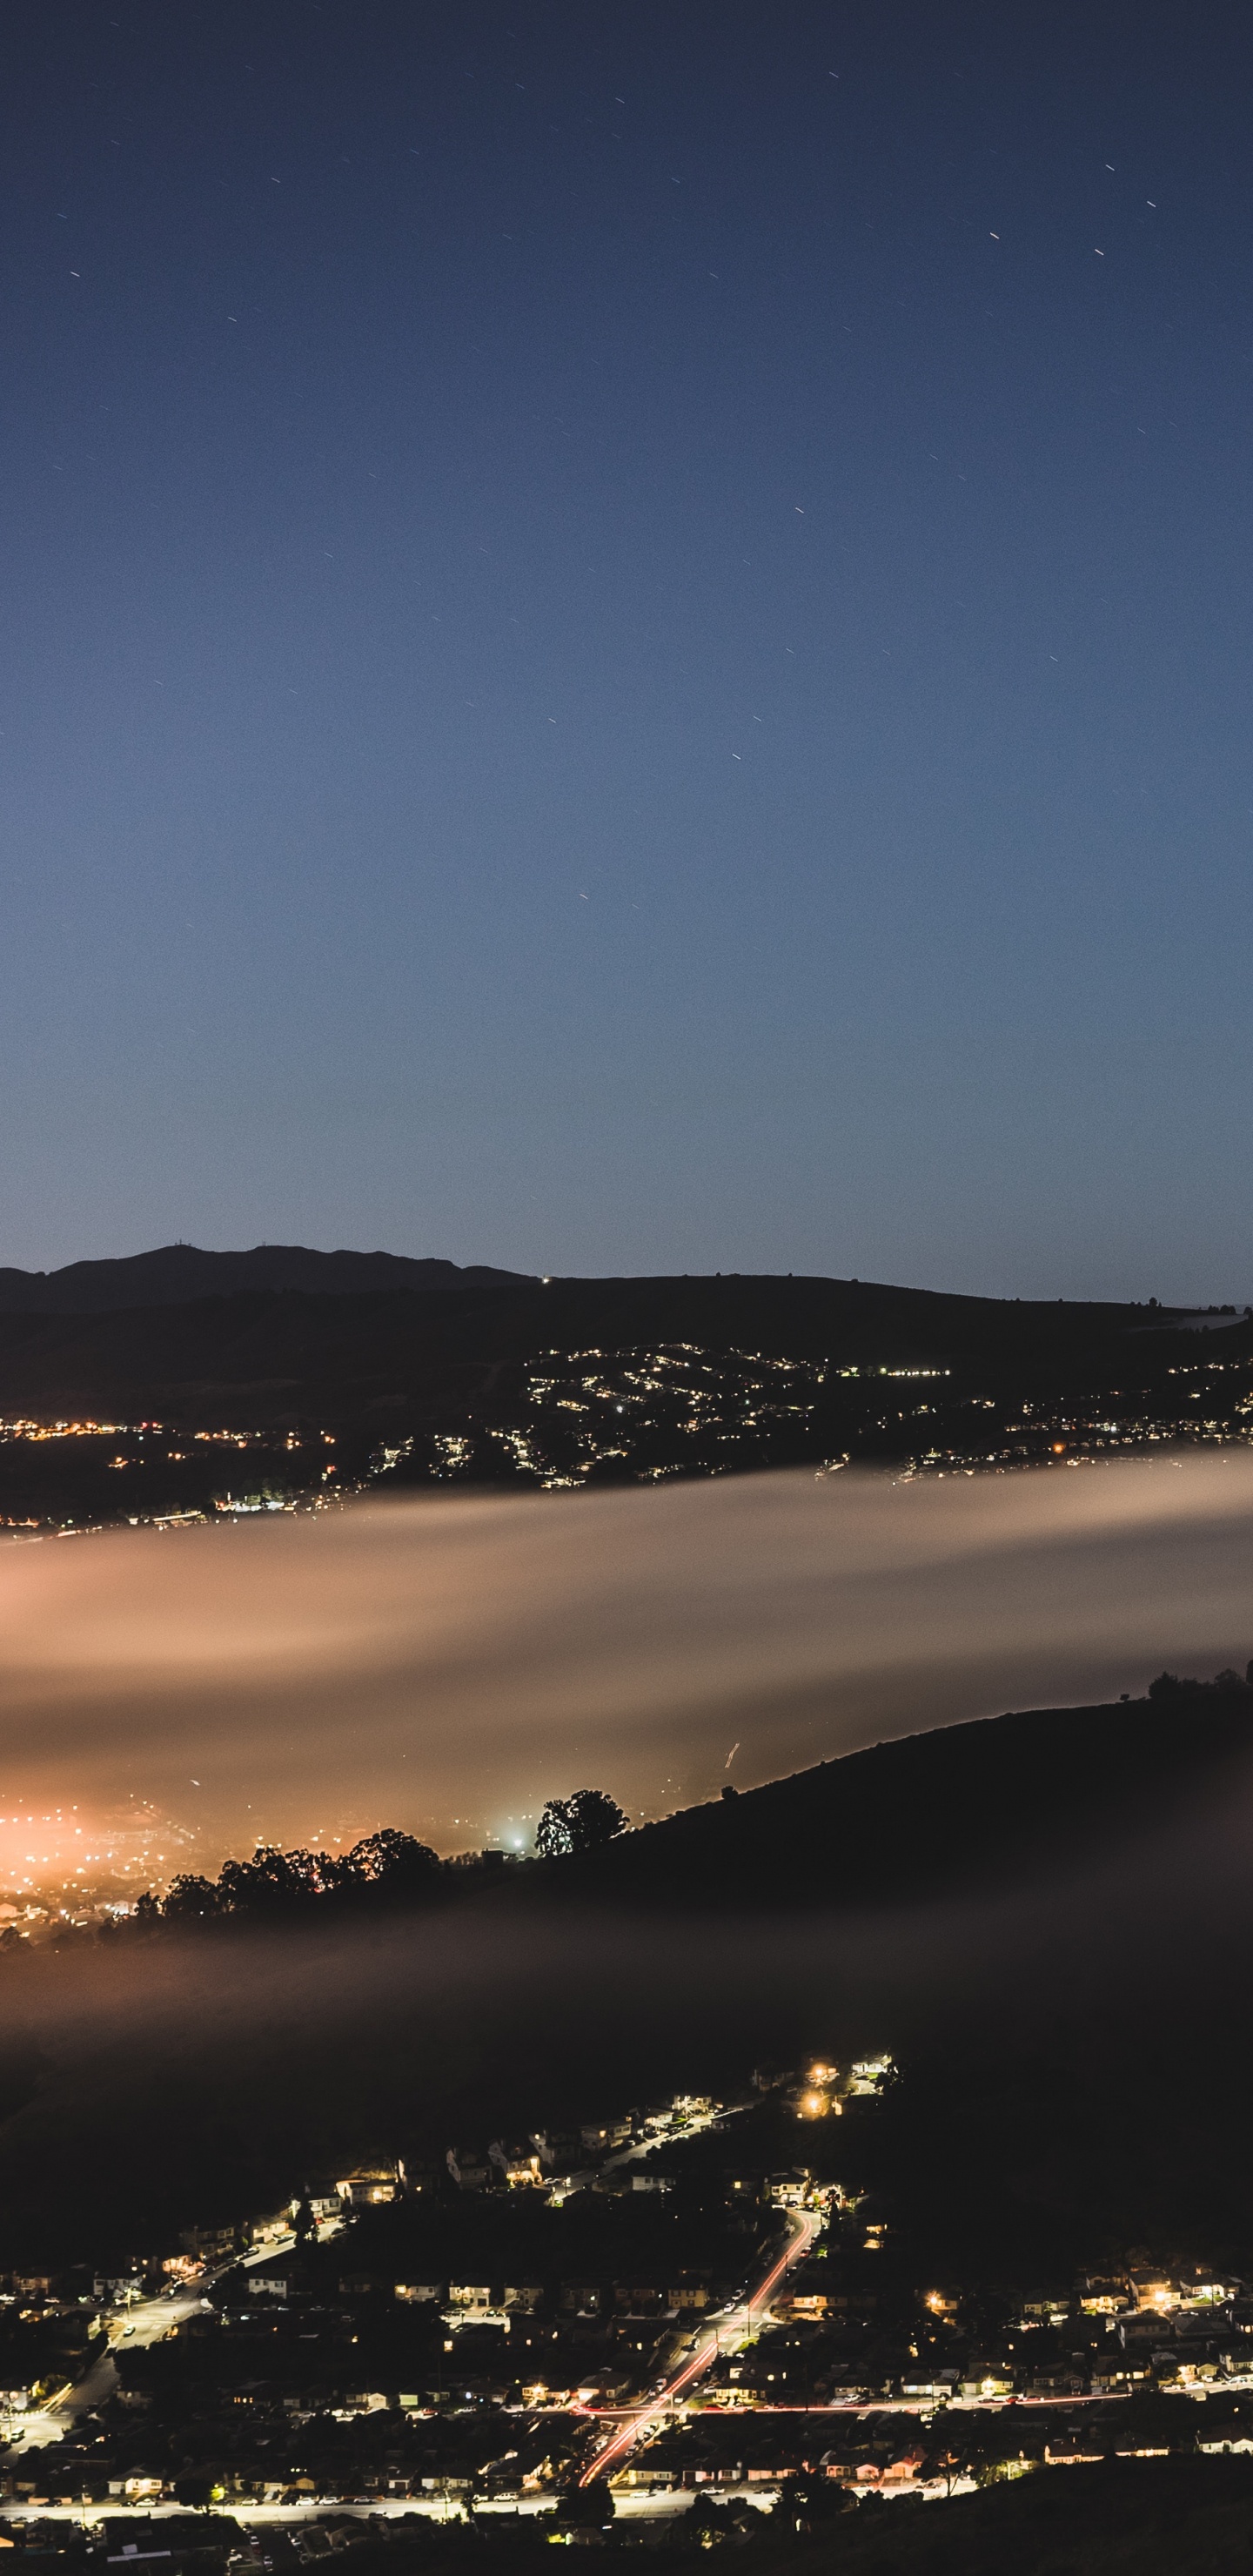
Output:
top-left (3, 2), bottom-right (1251, 1297)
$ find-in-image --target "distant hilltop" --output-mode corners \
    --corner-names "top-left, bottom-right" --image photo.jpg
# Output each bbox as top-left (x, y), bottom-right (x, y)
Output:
top-left (0, 1259), bottom-right (1250, 1519)
top-left (0, 1242), bottom-right (533, 1316)
top-left (0, 1244), bottom-right (1246, 1329)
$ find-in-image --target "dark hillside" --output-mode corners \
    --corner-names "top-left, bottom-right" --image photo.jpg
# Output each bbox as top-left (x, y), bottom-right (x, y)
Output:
top-left (732, 2457), bottom-right (1253, 2576)
top-left (551, 1676), bottom-right (1253, 1914)
top-left (0, 1266), bottom-right (1248, 1523)
top-left (0, 1686), bottom-right (1250, 2274)
top-left (0, 1269), bottom-right (1229, 1426)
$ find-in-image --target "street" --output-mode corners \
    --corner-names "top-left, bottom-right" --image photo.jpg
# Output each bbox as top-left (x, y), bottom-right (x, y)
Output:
top-left (12, 2223), bottom-right (338, 2452)
top-left (580, 2204), bottom-right (821, 2485)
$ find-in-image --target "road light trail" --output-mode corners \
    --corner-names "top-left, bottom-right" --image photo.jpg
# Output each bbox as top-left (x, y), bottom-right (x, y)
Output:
top-left (14, 2220), bottom-right (341, 2450)
top-left (580, 2205), bottom-right (820, 2485)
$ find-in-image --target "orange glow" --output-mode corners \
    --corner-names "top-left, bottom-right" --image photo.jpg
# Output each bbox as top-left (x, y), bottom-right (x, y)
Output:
top-left (0, 1453), bottom-right (1249, 1863)
top-left (0, 1804), bottom-right (188, 1909)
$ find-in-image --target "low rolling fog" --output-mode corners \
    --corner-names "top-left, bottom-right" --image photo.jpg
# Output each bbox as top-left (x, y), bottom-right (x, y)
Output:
top-left (0, 1452), bottom-right (1250, 1868)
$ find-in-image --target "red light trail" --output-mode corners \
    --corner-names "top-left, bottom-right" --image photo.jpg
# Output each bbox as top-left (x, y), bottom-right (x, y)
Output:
top-left (580, 2208), bottom-right (819, 2486)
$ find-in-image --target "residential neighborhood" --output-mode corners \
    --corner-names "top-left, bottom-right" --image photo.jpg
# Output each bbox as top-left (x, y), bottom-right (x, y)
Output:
top-left (0, 2054), bottom-right (1250, 2560)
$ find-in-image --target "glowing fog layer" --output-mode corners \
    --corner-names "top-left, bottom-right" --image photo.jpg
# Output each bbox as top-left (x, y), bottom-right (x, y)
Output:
top-left (0, 1453), bottom-right (1250, 1870)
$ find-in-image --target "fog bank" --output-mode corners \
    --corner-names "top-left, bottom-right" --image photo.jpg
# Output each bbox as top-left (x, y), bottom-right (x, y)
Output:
top-left (0, 1453), bottom-right (1250, 1865)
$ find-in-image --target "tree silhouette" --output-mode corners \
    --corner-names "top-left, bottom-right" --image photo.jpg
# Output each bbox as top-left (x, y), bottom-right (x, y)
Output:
top-left (339, 1827), bottom-right (441, 1898)
top-left (162, 1873), bottom-right (223, 1923)
top-left (217, 1844), bottom-right (320, 1916)
top-left (535, 1789), bottom-right (626, 1857)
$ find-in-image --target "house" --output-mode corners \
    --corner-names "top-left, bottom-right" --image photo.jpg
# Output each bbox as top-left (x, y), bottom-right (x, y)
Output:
top-left (958, 2367), bottom-right (1015, 2399)
top-left (559, 2284), bottom-right (602, 2318)
top-left (575, 2369), bottom-right (632, 2405)
top-left (296, 2194), bottom-right (339, 2228)
top-left (881, 2448), bottom-right (926, 2486)
top-left (1018, 2295), bottom-right (1069, 2326)
top-left (670, 2277), bottom-right (710, 2313)
top-left (246, 2213), bottom-right (291, 2250)
top-left (1180, 2266), bottom-right (1243, 2304)
top-left (724, 2174), bottom-right (764, 2204)
top-left (580, 2121), bottom-right (632, 2155)
top-left (847, 2058), bottom-right (893, 2096)
top-left (767, 2172), bottom-right (812, 2209)
top-left (530, 2130), bottom-right (584, 2169)
top-left (1129, 2268), bottom-right (1176, 2313)
top-left (178, 2224), bottom-right (241, 2266)
top-left (335, 2168), bottom-right (399, 2209)
top-left (1079, 2277), bottom-right (1127, 2316)
top-left (613, 2284), bottom-right (668, 2318)
top-left (446, 2150), bottom-right (491, 2192)
top-left (1176, 2311), bottom-right (1227, 2345)
top-left (1120, 2311), bottom-right (1171, 2346)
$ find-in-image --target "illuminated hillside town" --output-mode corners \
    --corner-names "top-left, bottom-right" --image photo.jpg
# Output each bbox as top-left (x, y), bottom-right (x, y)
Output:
top-left (0, 2055), bottom-right (1247, 2559)
top-left (5, 1330), bottom-right (1253, 1536)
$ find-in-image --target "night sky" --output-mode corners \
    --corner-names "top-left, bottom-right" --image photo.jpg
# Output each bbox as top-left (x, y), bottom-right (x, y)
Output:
top-left (3, 3), bottom-right (1251, 1298)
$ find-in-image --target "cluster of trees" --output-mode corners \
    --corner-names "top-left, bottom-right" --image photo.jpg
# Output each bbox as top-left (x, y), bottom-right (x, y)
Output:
top-left (129, 1791), bottom-right (628, 1929)
top-left (1148, 1663), bottom-right (1253, 1699)
top-left (137, 1826), bottom-right (443, 1927)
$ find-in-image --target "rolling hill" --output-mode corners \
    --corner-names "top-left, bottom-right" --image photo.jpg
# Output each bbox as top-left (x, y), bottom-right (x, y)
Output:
top-left (0, 1242), bottom-right (528, 1313)
top-left (0, 1255), bottom-right (1247, 1519)
top-left (548, 1674), bottom-right (1253, 1913)
top-left (0, 1262), bottom-right (1234, 1424)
